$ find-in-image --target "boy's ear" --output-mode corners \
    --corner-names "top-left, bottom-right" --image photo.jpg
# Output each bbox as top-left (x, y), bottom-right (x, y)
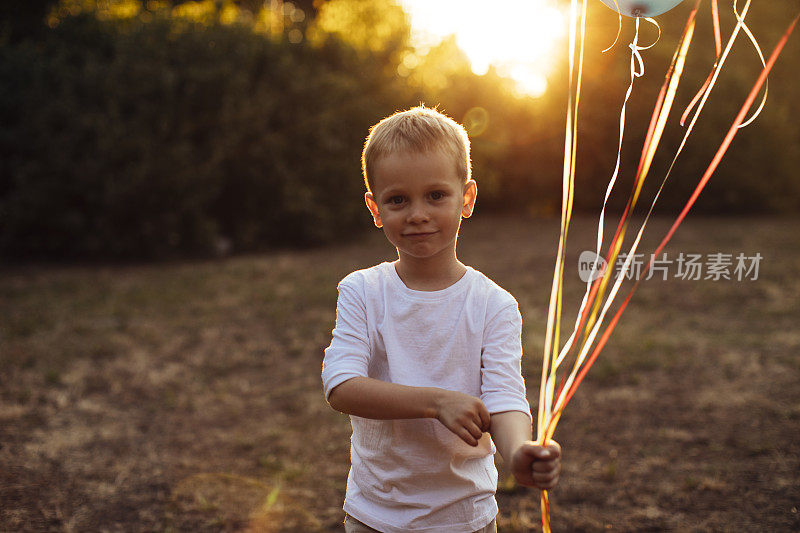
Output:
top-left (365, 192), bottom-right (383, 228)
top-left (462, 179), bottom-right (477, 219)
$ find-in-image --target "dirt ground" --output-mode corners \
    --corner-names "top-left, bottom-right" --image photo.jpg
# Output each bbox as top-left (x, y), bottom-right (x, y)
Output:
top-left (1, 215), bottom-right (799, 532)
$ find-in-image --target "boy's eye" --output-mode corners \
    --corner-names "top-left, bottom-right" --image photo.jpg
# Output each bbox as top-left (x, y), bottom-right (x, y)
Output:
top-left (430, 191), bottom-right (446, 200)
top-left (388, 196), bottom-right (405, 205)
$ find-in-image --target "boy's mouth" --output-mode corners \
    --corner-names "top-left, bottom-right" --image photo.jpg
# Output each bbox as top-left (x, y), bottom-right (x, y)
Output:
top-left (403, 231), bottom-right (437, 239)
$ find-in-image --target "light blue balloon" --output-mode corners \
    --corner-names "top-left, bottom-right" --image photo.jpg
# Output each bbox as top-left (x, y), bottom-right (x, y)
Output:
top-left (597, 0), bottom-right (684, 17)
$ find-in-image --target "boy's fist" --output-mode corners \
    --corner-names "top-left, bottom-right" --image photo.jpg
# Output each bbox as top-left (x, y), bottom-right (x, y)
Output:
top-left (510, 441), bottom-right (561, 490)
top-left (433, 390), bottom-right (491, 447)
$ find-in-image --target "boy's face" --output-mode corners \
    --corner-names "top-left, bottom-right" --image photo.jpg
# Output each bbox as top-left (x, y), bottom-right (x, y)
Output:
top-left (365, 149), bottom-right (477, 263)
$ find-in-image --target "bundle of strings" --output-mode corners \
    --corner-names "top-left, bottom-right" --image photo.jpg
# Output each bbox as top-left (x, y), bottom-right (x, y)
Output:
top-left (535, 1), bottom-right (799, 531)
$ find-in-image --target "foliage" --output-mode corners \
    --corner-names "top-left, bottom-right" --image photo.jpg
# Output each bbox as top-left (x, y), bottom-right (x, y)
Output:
top-left (0, 0), bottom-right (58, 43)
top-left (309, 0), bottom-right (409, 57)
top-left (0, 3), bottom-right (401, 260)
top-left (564, 0), bottom-right (800, 215)
top-left (0, 0), bottom-right (797, 261)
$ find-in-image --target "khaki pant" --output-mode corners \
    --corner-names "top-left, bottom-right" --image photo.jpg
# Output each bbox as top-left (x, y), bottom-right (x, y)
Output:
top-left (344, 513), bottom-right (497, 533)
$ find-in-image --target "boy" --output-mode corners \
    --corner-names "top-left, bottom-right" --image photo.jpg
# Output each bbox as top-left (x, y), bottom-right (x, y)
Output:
top-left (322, 106), bottom-right (561, 533)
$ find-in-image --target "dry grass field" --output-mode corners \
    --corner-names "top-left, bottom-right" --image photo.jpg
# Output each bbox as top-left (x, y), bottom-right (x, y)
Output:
top-left (1, 214), bottom-right (799, 532)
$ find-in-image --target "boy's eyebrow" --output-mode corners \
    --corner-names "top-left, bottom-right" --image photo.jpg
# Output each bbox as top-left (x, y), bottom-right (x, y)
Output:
top-left (379, 182), bottom-right (456, 198)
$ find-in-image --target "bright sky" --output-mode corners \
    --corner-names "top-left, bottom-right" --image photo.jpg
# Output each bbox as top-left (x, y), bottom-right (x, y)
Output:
top-left (398, 0), bottom-right (566, 97)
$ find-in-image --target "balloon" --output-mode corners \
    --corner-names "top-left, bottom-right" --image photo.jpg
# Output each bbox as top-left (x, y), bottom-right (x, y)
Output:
top-left (598, 0), bottom-right (684, 17)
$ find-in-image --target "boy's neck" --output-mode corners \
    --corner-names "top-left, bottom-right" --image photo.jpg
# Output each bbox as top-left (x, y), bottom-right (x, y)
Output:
top-left (394, 251), bottom-right (467, 291)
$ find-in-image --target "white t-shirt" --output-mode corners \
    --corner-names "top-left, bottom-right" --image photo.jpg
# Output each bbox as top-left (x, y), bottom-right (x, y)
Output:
top-left (321, 261), bottom-right (531, 533)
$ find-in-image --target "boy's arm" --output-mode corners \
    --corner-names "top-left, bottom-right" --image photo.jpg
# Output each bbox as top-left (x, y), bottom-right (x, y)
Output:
top-left (479, 300), bottom-right (561, 488)
top-left (328, 377), bottom-right (441, 419)
top-left (488, 410), bottom-right (532, 463)
top-left (329, 376), bottom-right (492, 447)
top-left (489, 410), bottom-right (561, 489)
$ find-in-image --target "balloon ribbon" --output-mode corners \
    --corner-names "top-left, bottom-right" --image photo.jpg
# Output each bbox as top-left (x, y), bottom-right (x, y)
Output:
top-left (535, 1), bottom-right (798, 530)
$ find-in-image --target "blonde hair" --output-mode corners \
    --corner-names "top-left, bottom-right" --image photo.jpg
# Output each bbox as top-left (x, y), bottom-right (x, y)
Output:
top-left (361, 105), bottom-right (471, 193)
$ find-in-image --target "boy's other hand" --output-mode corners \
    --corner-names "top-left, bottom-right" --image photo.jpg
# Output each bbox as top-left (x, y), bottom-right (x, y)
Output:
top-left (510, 441), bottom-right (561, 490)
top-left (433, 390), bottom-right (491, 447)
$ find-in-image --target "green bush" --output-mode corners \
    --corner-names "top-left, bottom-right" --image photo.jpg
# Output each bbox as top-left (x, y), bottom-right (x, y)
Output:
top-left (0, 12), bottom-right (397, 260)
top-left (1, 2), bottom-right (797, 262)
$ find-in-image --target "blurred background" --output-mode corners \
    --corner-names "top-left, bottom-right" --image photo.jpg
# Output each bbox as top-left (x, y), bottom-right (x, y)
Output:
top-left (2, 2), bottom-right (800, 531)
top-left (1, 0), bottom-right (797, 262)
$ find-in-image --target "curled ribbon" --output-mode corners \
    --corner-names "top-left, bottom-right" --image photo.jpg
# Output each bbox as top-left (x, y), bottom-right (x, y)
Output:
top-left (681, 0), bottom-right (767, 129)
top-left (536, 2), bottom-right (800, 530)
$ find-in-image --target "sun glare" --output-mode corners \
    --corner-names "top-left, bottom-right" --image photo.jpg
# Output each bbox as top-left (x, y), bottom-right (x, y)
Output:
top-left (399, 0), bottom-right (565, 97)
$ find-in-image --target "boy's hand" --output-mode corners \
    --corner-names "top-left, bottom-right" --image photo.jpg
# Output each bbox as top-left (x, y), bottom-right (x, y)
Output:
top-left (510, 440), bottom-right (561, 490)
top-left (433, 390), bottom-right (491, 447)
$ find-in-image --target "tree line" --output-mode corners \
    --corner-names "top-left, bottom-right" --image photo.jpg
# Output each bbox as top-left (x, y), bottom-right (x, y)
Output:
top-left (1, 0), bottom-right (797, 261)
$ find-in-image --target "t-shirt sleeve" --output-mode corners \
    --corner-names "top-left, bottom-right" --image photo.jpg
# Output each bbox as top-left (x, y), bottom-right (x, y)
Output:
top-left (321, 278), bottom-right (371, 401)
top-left (480, 301), bottom-right (532, 421)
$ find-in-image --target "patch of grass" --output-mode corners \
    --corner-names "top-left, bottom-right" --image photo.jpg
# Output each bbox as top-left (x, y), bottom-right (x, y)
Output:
top-left (589, 359), bottom-right (623, 385)
top-left (603, 459), bottom-right (618, 482)
top-left (2, 215), bottom-right (799, 532)
top-left (496, 471), bottom-right (521, 495)
top-left (162, 389), bottom-right (179, 409)
top-left (43, 368), bottom-right (62, 386)
top-left (257, 454), bottom-right (284, 473)
top-left (683, 476), bottom-right (700, 491)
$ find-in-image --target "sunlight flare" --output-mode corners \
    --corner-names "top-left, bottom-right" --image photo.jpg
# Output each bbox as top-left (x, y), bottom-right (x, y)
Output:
top-left (399, 0), bottom-right (565, 96)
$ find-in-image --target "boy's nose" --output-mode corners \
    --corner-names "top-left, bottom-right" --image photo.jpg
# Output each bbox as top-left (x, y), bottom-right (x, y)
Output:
top-left (406, 204), bottom-right (430, 224)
